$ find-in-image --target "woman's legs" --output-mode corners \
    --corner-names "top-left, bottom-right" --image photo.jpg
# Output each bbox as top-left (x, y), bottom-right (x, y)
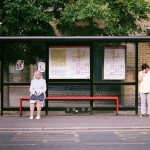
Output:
top-left (36, 101), bottom-right (41, 119)
top-left (30, 103), bottom-right (35, 119)
top-left (147, 92), bottom-right (150, 116)
top-left (140, 93), bottom-right (146, 116)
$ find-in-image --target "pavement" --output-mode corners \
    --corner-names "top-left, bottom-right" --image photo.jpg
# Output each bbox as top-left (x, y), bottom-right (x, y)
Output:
top-left (0, 111), bottom-right (150, 131)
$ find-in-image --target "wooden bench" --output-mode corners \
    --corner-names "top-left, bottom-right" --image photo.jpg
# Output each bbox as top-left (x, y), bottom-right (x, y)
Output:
top-left (20, 96), bottom-right (119, 116)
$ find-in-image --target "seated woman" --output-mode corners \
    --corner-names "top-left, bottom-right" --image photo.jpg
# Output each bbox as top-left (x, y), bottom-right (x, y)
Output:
top-left (29, 71), bottom-right (46, 119)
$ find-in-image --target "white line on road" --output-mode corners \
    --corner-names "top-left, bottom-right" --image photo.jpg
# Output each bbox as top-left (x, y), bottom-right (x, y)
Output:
top-left (0, 144), bottom-right (35, 146)
top-left (86, 142), bottom-right (145, 145)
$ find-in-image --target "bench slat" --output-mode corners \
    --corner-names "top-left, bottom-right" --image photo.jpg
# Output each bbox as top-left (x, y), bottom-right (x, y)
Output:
top-left (46, 96), bottom-right (118, 100)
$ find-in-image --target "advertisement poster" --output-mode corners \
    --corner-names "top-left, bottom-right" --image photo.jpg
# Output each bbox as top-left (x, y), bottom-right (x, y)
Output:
top-left (104, 46), bottom-right (126, 80)
top-left (49, 46), bottom-right (90, 79)
top-left (16, 60), bottom-right (24, 70)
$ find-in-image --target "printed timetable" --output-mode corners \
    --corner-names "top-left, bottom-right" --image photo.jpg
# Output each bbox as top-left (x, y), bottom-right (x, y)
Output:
top-left (104, 46), bottom-right (126, 80)
top-left (49, 46), bottom-right (90, 79)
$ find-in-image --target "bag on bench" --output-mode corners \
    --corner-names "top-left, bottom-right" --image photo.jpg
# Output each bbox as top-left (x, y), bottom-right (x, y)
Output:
top-left (30, 93), bottom-right (44, 101)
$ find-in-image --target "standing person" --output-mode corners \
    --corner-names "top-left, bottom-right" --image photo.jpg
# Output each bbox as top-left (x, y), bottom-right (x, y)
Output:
top-left (138, 63), bottom-right (150, 117)
top-left (29, 71), bottom-right (46, 119)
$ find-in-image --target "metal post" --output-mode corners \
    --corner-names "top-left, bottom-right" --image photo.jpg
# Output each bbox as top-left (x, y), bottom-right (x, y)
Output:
top-left (135, 42), bottom-right (139, 115)
top-left (0, 41), bottom-right (3, 116)
top-left (45, 42), bottom-right (49, 115)
top-left (90, 43), bottom-right (94, 107)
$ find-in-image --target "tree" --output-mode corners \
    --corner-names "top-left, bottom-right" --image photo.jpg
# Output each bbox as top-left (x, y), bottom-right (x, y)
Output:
top-left (0, 0), bottom-right (150, 36)
top-left (0, 0), bottom-right (69, 35)
top-left (60, 0), bottom-right (150, 35)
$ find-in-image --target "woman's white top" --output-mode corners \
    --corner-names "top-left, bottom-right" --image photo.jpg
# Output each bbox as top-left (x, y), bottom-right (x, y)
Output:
top-left (139, 71), bottom-right (150, 93)
top-left (29, 79), bottom-right (46, 98)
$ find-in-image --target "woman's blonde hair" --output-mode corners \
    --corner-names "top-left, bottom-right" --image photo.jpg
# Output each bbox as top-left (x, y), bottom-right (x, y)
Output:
top-left (33, 71), bottom-right (43, 80)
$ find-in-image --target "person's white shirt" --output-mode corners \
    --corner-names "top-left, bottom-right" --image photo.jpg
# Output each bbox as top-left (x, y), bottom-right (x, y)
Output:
top-left (29, 79), bottom-right (46, 97)
top-left (138, 71), bottom-right (150, 93)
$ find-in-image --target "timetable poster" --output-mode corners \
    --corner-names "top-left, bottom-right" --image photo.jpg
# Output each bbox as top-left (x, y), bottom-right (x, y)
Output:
top-left (49, 46), bottom-right (90, 79)
top-left (104, 46), bottom-right (126, 80)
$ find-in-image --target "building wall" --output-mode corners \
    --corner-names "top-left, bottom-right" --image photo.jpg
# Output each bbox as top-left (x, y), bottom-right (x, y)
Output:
top-left (123, 0), bottom-right (150, 107)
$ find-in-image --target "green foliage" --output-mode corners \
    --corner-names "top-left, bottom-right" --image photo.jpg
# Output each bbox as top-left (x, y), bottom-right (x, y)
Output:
top-left (60, 0), bottom-right (150, 35)
top-left (0, 0), bottom-right (150, 36)
top-left (0, 0), bottom-right (56, 35)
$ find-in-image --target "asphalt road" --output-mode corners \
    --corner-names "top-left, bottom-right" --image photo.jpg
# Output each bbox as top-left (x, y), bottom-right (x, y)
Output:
top-left (0, 129), bottom-right (150, 150)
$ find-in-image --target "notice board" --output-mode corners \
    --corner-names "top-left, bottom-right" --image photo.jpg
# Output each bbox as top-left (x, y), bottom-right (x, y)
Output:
top-left (104, 45), bottom-right (126, 80)
top-left (49, 46), bottom-right (90, 79)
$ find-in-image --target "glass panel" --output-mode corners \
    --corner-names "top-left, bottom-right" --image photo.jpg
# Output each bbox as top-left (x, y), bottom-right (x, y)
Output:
top-left (93, 42), bottom-right (136, 83)
top-left (3, 85), bottom-right (30, 107)
top-left (138, 42), bottom-right (150, 72)
top-left (9, 63), bottom-right (31, 82)
top-left (0, 43), bottom-right (1, 110)
top-left (2, 41), bottom-right (46, 108)
top-left (3, 42), bottom-right (46, 83)
top-left (125, 43), bottom-right (136, 82)
top-left (48, 85), bottom-right (91, 107)
top-left (48, 85), bottom-right (90, 96)
top-left (0, 60), bottom-right (2, 110)
top-left (93, 85), bottom-right (135, 107)
top-left (123, 85), bottom-right (135, 107)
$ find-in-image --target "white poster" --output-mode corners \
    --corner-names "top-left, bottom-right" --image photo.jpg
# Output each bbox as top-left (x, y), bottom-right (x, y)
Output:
top-left (104, 46), bottom-right (126, 80)
top-left (49, 46), bottom-right (90, 79)
top-left (38, 62), bottom-right (45, 72)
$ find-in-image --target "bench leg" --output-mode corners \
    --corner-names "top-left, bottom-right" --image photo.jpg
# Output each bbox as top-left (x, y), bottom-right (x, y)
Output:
top-left (45, 100), bottom-right (48, 116)
top-left (20, 99), bottom-right (22, 116)
top-left (116, 98), bottom-right (119, 115)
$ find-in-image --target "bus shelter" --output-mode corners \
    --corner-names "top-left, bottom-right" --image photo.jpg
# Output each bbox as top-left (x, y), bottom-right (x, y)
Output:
top-left (0, 36), bottom-right (150, 116)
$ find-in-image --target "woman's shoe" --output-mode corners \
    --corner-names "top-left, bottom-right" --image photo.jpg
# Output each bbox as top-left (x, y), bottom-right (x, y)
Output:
top-left (35, 116), bottom-right (41, 120)
top-left (29, 116), bottom-right (33, 119)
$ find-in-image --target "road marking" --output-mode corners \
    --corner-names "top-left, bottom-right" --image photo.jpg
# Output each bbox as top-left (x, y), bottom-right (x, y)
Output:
top-left (9, 131), bottom-right (80, 143)
top-left (114, 131), bottom-right (150, 142)
top-left (0, 144), bottom-right (35, 146)
top-left (86, 142), bottom-right (145, 145)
